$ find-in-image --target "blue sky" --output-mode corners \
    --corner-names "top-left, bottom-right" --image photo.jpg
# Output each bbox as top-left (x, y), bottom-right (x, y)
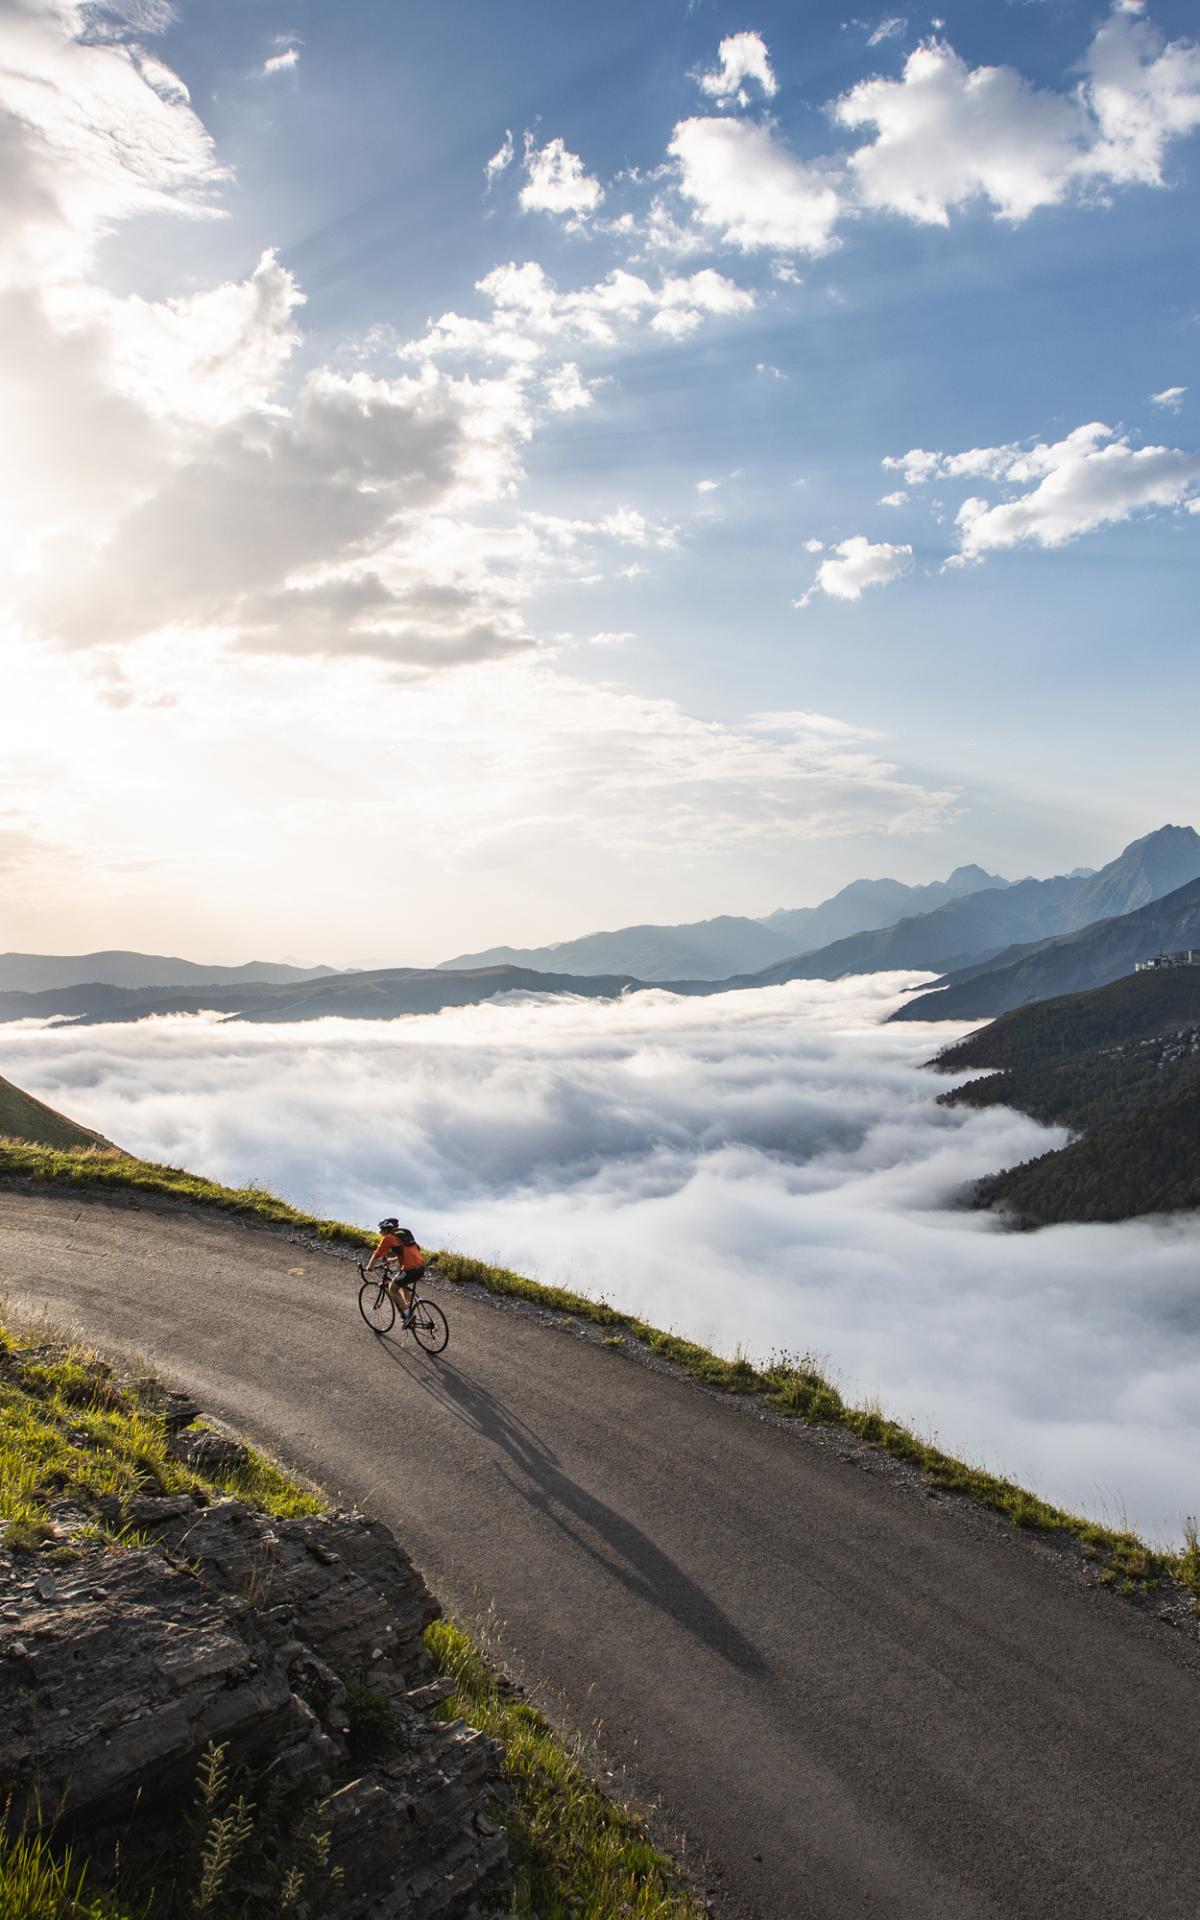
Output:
top-left (1, 0), bottom-right (1197, 960)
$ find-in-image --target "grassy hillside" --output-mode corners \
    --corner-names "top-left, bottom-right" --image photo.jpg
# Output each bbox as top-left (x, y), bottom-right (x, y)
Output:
top-left (0, 1073), bottom-right (112, 1152)
top-left (3, 1136), bottom-right (1198, 1596)
top-left (936, 972), bottom-right (1200, 1225)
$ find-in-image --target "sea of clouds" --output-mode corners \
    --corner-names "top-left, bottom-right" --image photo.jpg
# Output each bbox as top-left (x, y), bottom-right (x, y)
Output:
top-left (5, 975), bottom-right (1198, 1543)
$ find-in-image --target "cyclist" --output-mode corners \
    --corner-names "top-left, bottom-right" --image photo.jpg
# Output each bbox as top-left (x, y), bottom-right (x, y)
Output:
top-left (364, 1219), bottom-right (429, 1326)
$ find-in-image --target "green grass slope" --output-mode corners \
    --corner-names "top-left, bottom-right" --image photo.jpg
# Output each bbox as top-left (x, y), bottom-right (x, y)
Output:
top-left (0, 1073), bottom-right (112, 1152)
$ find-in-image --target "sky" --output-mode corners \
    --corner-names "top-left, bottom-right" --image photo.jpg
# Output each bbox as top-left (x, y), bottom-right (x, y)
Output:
top-left (7, 980), bottom-right (1198, 1543)
top-left (1, 0), bottom-right (1198, 966)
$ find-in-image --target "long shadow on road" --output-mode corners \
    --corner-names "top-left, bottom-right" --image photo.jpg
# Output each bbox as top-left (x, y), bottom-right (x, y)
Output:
top-left (371, 1331), bottom-right (766, 1678)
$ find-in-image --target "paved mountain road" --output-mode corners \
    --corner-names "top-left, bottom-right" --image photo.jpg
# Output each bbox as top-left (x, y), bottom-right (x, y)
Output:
top-left (3, 1190), bottom-right (1197, 1920)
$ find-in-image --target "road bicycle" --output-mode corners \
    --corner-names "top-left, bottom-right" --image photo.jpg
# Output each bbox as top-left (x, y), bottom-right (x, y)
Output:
top-left (356, 1262), bottom-right (449, 1352)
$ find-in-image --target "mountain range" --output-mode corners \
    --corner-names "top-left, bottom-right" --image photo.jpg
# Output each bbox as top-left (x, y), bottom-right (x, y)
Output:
top-left (730, 827), bottom-right (1200, 988)
top-left (0, 951), bottom-right (336, 993)
top-left (438, 865), bottom-right (1008, 981)
top-left (890, 874), bottom-right (1200, 1022)
top-left (0, 966), bottom-right (639, 1028)
top-left (0, 827), bottom-right (1195, 1028)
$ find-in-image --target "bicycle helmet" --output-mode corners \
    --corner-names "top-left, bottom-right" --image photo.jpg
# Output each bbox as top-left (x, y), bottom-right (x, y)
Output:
top-left (378, 1216), bottom-right (399, 1233)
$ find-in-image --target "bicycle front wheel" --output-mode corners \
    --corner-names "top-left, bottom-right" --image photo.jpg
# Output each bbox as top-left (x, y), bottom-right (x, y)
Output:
top-left (359, 1279), bottom-right (396, 1335)
top-left (408, 1298), bottom-right (449, 1354)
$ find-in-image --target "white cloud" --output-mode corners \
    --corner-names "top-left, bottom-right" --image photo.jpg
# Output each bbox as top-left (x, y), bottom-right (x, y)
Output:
top-left (261, 45), bottom-right (299, 78)
top-left (543, 361), bottom-right (594, 412)
top-left (952, 422), bottom-right (1200, 557)
top-left (598, 505), bottom-right (680, 550)
top-left (405, 260), bottom-right (754, 367)
top-left (669, 116), bottom-right (843, 255)
top-left (484, 128), bottom-right (514, 189)
top-left (695, 479), bottom-right (720, 493)
top-left (695, 30), bottom-right (778, 107)
top-left (0, 0), bottom-right (224, 288)
top-left (879, 489), bottom-right (909, 506)
top-left (832, 7), bottom-right (1200, 226)
top-left (802, 537), bottom-right (825, 553)
top-left (47, 248), bottom-right (305, 427)
top-left (867, 17), bottom-right (908, 48)
top-left (756, 361), bottom-right (788, 379)
top-left (588, 629), bottom-right (635, 646)
top-left (9, 984), bottom-right (1198, 1543)
top-left (834, 39), bottom-right (1089, 224)
top-left (519, 134), bottom-right (604, 217)
top-left (884, 443), bottom-right (1021, 485)
top-left (1151, 385), bottom-right (1186, 410)
top-left (798, 534), bottom-right (913, 603)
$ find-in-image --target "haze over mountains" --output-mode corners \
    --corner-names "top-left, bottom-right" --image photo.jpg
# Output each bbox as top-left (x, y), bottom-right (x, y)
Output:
top-left (728, 827), bottom-right (1200, 987)
top-left (0, 952), bottom-right (336, 993)
top-left (0, 827), bottom-right (1195, 1028)
top-left (439, 865), bottom-right (1008, 981)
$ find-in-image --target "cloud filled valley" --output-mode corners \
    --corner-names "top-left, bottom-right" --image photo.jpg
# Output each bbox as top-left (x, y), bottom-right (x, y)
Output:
top-left (6, 974), bottom-right (1198, 1544)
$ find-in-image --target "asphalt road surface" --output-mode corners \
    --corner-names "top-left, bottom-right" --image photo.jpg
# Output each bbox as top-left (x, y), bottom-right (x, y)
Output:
top-left (3, 1190), bottom-right (1198, 1920)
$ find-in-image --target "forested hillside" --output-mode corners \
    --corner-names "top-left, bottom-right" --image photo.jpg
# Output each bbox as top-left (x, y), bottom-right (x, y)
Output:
top-left (936, 971), bottom-right (1200, 1225)
top-left (973, 1086), bottom-right (1200, 1226)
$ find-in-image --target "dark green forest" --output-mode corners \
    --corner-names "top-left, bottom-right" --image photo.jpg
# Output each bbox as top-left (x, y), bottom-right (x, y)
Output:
top-left (931, 971), bottom-right (1200, 1226)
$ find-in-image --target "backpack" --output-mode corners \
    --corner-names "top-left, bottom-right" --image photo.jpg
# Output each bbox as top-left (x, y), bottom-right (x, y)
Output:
top-left (397, 1227), bottom-right (417, 1247)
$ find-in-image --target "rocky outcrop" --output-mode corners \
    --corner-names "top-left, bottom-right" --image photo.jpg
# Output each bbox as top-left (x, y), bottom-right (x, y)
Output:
top-left (1, 1484), bottom-right (511, 1916)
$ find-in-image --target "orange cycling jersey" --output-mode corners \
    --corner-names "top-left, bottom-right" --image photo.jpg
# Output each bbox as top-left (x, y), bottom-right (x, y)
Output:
top-left (374, 1234), bottom-right (426, 1271)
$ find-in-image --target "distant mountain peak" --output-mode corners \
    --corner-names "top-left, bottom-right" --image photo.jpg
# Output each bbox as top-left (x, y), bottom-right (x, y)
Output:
top-left (945, 864), bottom-right (1008, 889)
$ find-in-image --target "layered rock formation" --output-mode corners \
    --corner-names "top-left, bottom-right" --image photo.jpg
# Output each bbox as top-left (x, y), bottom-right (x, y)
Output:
top-left (1, 1410), bottom-right (512, 1917)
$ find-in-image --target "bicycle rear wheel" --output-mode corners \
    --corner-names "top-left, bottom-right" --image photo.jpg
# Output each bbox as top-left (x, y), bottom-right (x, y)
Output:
top-left (359, 1279), bottom-right (396, 1335)
top-left (408, 1298), bottom-right (449, 1354)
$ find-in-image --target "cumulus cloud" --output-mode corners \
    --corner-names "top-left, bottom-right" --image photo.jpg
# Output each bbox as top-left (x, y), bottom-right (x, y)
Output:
top-left (881, 420), bottom-right (1200, 563)
top-left (8, 981), bottom-right (1198, 1541)
top-left (831, 6), bottom-right (1200, 226)
top-left (669, 116), bottom-right (843, 254)
top-left (1151, 385), bottom-right (1186, 411)
top-left (519, 134), bottom-right (604, 217)
top-left (946, 423), bottom-right (1200, 558)
top-left (797, 534), bottom-right (913, 604)
top-left (21, 360), bottom-right (539, 659)
top-left (404, 259), bottom-right (755, 366)
top-left (695, 31), bottom-right (778, 107)
top-left (542, 361), bottom-right (594, 412)
top-left (47, 247), bottom-right (305, 427)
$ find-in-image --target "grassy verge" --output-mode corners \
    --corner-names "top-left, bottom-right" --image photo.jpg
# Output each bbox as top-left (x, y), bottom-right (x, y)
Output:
top-left (4, 1139), bottom-right (1199, 1602)
top-left (0, 1829), bottom-right (133, 1920)
top-left (426, 1619), bottom-right (704, 1920)
top-left (0, 1317), bottom-right (321, 1554)
top-left (0, 1138), bottom-right (372, 1249)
